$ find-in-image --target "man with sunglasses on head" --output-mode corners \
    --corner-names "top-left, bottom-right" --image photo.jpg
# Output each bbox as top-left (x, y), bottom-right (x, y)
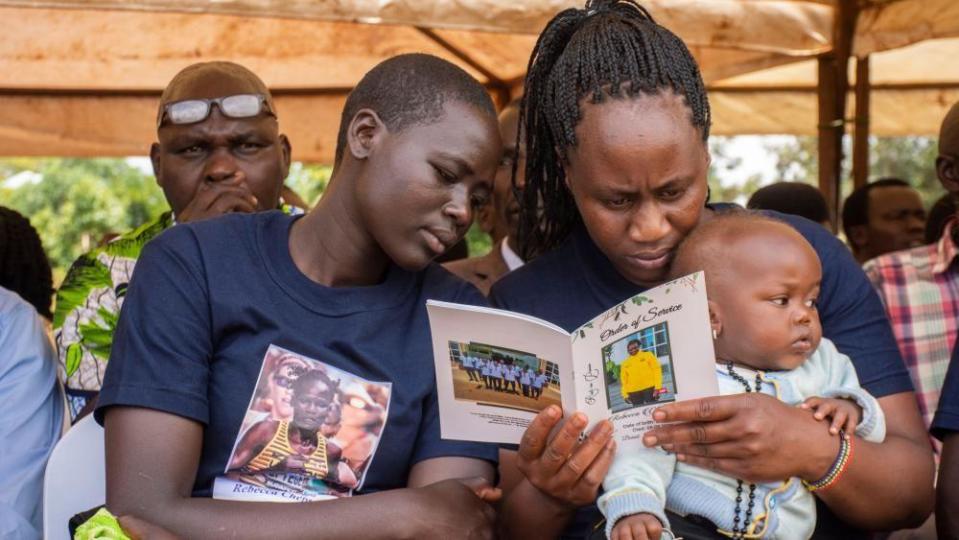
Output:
top-left (54, 61), bottom-right (301, 422)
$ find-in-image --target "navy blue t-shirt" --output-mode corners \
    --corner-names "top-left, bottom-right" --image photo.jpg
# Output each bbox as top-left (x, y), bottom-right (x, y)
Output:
top-left (932, 338), bottom-right (959, 441)
top-left (96, 211), bottom-right (497, 499)
top-left (490, 210), bottom-right (912, 538)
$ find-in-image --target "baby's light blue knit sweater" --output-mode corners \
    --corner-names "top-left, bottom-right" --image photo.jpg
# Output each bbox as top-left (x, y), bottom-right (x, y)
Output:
top-left (598, 338), bottom-right (886, 540)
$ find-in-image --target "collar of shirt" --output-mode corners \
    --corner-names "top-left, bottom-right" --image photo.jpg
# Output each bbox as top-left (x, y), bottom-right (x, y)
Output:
top-left (500, 237), bottom-right (525, 271)
top-left (933, 219), bottom-right (959, 275)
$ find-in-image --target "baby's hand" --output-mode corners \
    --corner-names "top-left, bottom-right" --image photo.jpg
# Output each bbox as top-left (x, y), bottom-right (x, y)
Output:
top-left (800, 396), bottom-right (862, 435)
top-left (611, 513), bottom-right (663, 540)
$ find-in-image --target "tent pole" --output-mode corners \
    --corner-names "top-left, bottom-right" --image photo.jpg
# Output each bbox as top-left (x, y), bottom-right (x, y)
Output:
top-left (817, 0), bottom-right (858, 232)
top-left (853, 56), bottom-right (871, 190)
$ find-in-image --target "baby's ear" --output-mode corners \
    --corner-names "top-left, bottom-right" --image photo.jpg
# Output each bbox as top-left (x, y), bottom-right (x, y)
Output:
top-left (707, 300), bottom-right (722, 338)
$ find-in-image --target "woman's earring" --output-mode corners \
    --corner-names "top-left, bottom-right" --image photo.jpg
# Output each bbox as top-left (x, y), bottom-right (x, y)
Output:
top-left (712, 328), bottom-right (718, 340)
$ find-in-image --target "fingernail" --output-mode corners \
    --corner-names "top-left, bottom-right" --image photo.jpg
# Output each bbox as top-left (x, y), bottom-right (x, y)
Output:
top-left (643, 435), bottom-right (657, 447)
top-left (662, 443), bottom-right (674, 452)
top-left (546, 406), bottom-right (560, 418)
top-left (653, 410), bottom-right (666, 421)
top-left (572, 413), bottom-right (587, 428)
top-left (676, 453), bottom-right (687, 462)
top-left (606, 439), bottom-right (616, 451)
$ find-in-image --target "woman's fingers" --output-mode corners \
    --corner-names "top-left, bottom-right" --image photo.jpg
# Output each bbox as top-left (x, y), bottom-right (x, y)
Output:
top-left (644, 420), bottom-right (737, 447)
top-left (665, 440), bottom-right (761, 460)
top-left (538, 413), bottom-right (588, 474)
top-left (550, 420), bottom-right (613, 485)
top-left (517, 405), bottom-right (562, 462)
top-left (652, 394), bottom-right (744, 423)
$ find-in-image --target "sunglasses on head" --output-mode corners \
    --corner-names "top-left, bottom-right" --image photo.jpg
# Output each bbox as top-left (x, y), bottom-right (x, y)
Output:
top-left (157, 93), bottom-right (275, 128)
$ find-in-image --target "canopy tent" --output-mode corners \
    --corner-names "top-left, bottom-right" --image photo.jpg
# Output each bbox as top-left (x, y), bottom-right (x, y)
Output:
top-left (1, 0), bottom-right (957, 219)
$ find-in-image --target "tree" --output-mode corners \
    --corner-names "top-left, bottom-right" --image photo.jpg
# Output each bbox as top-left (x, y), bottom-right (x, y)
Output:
top-left (0, 158), bottom-right (167, 280)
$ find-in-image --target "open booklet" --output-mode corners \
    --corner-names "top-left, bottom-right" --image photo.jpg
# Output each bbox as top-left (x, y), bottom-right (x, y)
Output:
top-left (427, 271), bottom-right (719, 451)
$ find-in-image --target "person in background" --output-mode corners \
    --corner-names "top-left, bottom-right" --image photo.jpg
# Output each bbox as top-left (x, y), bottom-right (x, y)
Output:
top-left (746, 181), bottom-right (831, 227)
top-left (924, 193), bottom-right (955, 245)
top-left (0, 207), bottom-right (63, 539)
top-left (445, 99), bottom-right (526, 294)
top-left (933, 339), bottom-right (959, 539)
top-left (842, 178), bottom-right (926, 264)
top-left (864, 102), bottom-right (959, 441)
top-left (54, 61), bottom-right (300, 421)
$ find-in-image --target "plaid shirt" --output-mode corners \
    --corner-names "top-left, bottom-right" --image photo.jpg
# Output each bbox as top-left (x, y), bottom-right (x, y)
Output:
top-left (864, 220), bottom-right (959, 433)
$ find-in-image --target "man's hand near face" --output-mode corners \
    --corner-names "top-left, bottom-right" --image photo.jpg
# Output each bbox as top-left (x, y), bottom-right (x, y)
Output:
top-left (176, 176), bottom-right (260, 223)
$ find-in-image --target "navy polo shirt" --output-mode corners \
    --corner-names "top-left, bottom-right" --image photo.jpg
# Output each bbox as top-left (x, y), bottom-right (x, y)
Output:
top-left (96, 211), bottom-right (497, 498)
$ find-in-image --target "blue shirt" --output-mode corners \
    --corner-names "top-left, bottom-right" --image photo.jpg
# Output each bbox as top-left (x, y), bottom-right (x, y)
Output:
top-left (490, 211), bottom-right (912, 538)
top-left (932, 339), bottom-right (959, 441)
top-left (96, 211), bottom-right (497, 499)
top-left (0, 286), bottom-right (63, 540)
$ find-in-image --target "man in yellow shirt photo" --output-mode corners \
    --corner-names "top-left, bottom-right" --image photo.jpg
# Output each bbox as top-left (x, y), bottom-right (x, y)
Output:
top-left (619, 339), bottom-right (663, 407)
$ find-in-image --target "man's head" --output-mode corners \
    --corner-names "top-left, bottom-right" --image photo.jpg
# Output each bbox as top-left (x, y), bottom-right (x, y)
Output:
top-left (474, 99), bottom-right (525, 248)
top-left (626, 340), bottom-right (641, 356)
top-left (747, 182), bottom-right (830, 227)
top-left (334, 53), bottom-right (501, 270)
top-left (841, 178), bottom-right (926, 262)
top-left (671, 212), bottom-right (822, 371)
top-left (151, 61), bottom-right (291, 222)
top-left (937, 102), bottom-right (959, 216)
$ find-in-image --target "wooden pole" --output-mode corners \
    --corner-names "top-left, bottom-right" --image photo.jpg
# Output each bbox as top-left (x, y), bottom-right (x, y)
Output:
top-left (817, 0), bottom-right (858, 232)
top-left (853, 56), bottom-right (871, 190)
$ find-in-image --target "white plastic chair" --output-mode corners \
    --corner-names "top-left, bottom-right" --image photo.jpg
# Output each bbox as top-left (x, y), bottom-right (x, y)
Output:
top-left (43, 414), bottom-right (105, 540)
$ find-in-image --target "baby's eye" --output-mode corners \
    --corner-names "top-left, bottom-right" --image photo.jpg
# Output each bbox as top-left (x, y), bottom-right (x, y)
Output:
top-left (805, 298), bottom-right (819, 309)
top-left (770, 297), bottom-right (788, 306)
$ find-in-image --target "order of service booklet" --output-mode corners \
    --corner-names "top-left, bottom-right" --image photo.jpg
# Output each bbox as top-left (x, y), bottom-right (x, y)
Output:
top-left (427, 271), bottom-right (719, 450)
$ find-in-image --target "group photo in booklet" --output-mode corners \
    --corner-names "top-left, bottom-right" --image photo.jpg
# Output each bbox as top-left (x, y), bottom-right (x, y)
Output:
top-left (447, 340), bottom-right (561, 414)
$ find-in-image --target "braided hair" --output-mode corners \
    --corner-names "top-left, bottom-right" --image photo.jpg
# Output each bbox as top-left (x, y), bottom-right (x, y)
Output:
top-left (0, 207), bottom-right (53, 320)
top-left (517, 0), bottom-right (711, 259)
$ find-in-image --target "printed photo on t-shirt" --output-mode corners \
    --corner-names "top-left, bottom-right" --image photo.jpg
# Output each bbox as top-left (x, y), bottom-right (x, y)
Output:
top-left (213, 345), bottom-right (392, 502)
top-left (447, 340), bottom-right (561, 414)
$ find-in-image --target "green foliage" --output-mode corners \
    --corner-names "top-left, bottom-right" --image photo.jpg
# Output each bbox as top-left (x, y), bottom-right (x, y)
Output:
top-left (0, 158), bottom-right (167, 282)
top-left (286, 162), bottom-right (332, 206)
top-left (465, 222), bottom-right (493, 258)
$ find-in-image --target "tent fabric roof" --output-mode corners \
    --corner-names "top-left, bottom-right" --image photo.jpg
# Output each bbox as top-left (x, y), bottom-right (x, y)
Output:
top-left (0, 0), bottom-right (956, 161)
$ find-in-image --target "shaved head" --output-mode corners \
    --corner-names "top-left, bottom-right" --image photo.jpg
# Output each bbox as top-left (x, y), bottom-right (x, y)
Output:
top-left (158, 61), bottom-right (276, 124)
top-left (940, 101), bottom-right (959, 157)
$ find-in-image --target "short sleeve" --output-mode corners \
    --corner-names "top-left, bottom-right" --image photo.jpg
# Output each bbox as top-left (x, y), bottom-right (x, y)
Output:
top-left (932, 340), bottom-right (959, 441)
top-left (411, 279), bottom-right (497, 466)
top-left (781, 213), bottom-right (913, 398)
top-left (94, 228), bottom-right (214, 426)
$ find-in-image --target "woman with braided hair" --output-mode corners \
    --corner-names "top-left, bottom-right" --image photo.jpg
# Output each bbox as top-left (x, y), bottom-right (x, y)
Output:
top-left (493, 1), bottom-right (933, 538)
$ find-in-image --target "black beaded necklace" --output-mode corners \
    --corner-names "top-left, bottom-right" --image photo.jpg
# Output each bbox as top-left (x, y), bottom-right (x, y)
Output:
top-left (725, 361), bottom-right (762, 539)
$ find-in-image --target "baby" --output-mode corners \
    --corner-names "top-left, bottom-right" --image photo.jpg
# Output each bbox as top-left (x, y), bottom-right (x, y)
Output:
top-left (599, 212), bottom-right (886, 540)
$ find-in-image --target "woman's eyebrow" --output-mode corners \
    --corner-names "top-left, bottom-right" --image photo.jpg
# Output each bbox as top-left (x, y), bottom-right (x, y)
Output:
top-left (434, 152), bottom-right (475, 176)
